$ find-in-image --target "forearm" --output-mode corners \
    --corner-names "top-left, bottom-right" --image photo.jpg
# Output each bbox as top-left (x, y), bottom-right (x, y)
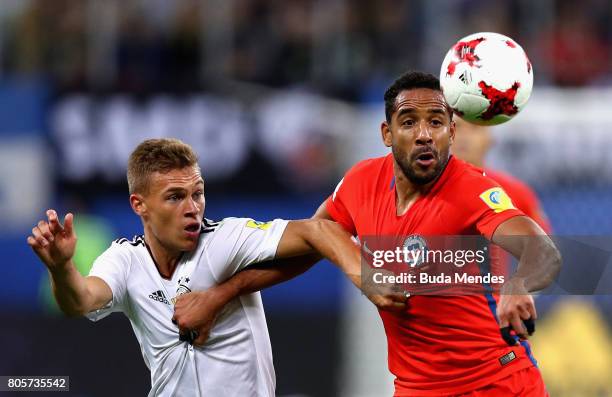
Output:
top-left (49, 261), bottom-right (95, 316)
top-left (303, 220), bottom-right (362, 289)
top-left (511, 235), bottom-right (561, 292)
top-left (212, 254), bottom-right (321, 301)
top-left (237, 254), bottom-right (320, 293)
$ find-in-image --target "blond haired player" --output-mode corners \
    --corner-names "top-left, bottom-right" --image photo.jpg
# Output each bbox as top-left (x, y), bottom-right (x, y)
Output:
top-left (27, 138), bottom-right (405, 397)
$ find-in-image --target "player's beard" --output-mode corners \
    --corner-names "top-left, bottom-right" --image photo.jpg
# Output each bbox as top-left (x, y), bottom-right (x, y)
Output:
top-left (393, 145), bottom-right (450, 185)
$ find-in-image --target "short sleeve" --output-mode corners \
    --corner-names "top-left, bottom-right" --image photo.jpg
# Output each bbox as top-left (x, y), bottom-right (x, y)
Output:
top-left (205, 218), bottom-right (289, 283)
top-left (462, 182), bottom-right (525, 239)
top-left (86, 241), bottom-right (130, 321)
top-left (457, 170), bottom-right (525, 240)
top-left (326, 177), bottom-right (357, 235)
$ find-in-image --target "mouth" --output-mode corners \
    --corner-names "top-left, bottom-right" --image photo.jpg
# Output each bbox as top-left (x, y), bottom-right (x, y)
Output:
top-left (184, 222), bottom-right (201, 238)
top-left (414, 151), bottom-right (436, 167)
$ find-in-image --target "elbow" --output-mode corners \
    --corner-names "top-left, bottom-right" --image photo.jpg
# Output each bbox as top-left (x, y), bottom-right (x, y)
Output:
top-left (550, 245), bottom-right (562, 281)
top-left (541, 240), bottom-right (562, 288)
top-left (56, 302), bottom-right (90, 318)
top-left (303, 218), bottom-right (333, 241)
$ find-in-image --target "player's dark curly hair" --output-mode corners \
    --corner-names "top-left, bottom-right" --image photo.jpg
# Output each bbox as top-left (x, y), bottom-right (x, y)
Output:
top-left (384, 71), bottom-right (452, 122)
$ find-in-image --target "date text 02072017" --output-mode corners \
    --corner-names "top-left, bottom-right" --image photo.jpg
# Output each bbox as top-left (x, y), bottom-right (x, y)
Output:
top-left (0, 376), bottom-right (69, 392)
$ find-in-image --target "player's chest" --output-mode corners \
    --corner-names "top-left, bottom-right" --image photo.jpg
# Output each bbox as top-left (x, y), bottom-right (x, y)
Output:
top-left (355, 193), bottom-right (461, 237)
top-left (126, 255), bottom-right (216, 315)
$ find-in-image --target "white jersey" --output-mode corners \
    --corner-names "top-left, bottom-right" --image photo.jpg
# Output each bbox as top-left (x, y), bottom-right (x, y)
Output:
top-left (87, 217), bottom-right (289, 397)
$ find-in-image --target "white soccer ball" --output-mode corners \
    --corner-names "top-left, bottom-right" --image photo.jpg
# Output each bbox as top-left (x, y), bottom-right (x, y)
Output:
top-left (440, 32), bottom-right (533, 126)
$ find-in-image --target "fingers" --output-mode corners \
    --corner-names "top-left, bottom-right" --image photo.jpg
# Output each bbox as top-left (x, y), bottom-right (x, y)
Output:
top-left (47, 210), bottom-right (63, 235)
top-left (26, 236), bottom-right (37, 247)
top-left (389, 291), bottom-right (409, 303)
top-left (193, 329), bottom-right (210, 346)
top-left (29, 209), bottom-right (64, 248)
top-left (500, 326), bottom-right (516, 346)
top-left (509, 313), bottom-right (528, 339)
top-left (27, 235), bottom-right (45, 251)
top-left (371, 294), bottom-right (408, 312)
top-left (31, 224), bottom-right (49, 247)
top-left (523, 318), bottom-right (536, 336)
top-left (527, 301), bottom-right (537, 320)
top-left (63, 213), bottom-right (74, 235)
top-left (498, 306), bottom-right (536, 346)
top-left (38, 220), bottom-right (54, 243)
top-left (179, 329), bottom-right (198, 343)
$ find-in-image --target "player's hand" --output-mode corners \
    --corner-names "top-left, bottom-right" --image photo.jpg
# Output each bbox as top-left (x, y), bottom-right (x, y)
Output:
top-left (497, 278), bottom-right (537, 346)
top-left (362, 268), bottom-right (409, 312)
top-left (172, 287), bottom-right (228, 346)
top-left (366, 291), bottom-right (409, 312)
top-left (27, 210), bottom-right (77, 271)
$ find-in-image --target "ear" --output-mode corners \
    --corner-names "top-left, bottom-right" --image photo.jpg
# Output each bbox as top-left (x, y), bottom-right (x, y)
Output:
top-left (449, 119), bottom-right (456, 146)
top-left (130, 193), bottom-right (147, 217)
top-left (381, 121), bottom-right (393, 148)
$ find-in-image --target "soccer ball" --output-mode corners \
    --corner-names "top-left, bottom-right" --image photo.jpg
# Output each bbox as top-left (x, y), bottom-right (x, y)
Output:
top-left (440, 32), bottom-right (533, 126)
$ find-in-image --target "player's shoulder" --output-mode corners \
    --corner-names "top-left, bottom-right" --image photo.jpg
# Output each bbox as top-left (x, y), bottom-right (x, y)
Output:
top-left (339, 154), bottom-right (393, 193)
top-left (448, 159), bottom-right (518, 212)
top-left (200, 217), bottom-right (273, 239)
top-left (113, 234), bottom-right (146, 248)
top-left (92, 234), bottom-right (144, 266)
top-left (444, 157), bottom-right (505, 201)
top-left (344, 154), bottom-right (391, 178)
top-left (108, 234), bottom-right (145, 255)
top-left (202, 217), bottom-right (248, 232)
top-left (451, 157), bottom-right (500, 189)
top-left (484, 168), bottom-right (537, 198)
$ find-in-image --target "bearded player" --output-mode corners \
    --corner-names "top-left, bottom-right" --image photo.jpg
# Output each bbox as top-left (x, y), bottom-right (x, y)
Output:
top-left (173, 72), bottom-right (561, 396)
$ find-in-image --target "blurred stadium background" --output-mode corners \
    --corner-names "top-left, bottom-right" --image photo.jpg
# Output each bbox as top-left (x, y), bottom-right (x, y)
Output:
top-left (0, 0), bottom-right (611, 396)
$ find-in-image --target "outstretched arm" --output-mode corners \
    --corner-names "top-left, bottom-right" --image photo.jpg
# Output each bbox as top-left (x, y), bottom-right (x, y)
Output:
top-left (174, 203), bottom-right (406, 344)
top-left (27, 210), bottom-right (112, 316)
top-left (492, 215), bottom-right (561, 344)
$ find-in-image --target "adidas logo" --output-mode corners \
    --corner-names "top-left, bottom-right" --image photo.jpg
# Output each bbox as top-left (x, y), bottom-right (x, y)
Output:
top-left (149, 290), bottom-right (170, 305)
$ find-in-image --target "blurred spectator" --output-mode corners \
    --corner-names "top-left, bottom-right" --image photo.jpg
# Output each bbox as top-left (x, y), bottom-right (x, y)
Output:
top-left (116, 4), bottom-right (164, 94)
top-left (537, 1), bottom-right (610, 86)
top-left (4, 0), bottom-right (87, 90)
top-left (231, 0), bottom-right (279, 84)
top-left (164, 0), bottom-right (202, 92)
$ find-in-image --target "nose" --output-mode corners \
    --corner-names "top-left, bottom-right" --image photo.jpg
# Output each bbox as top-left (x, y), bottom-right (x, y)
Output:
top-left (185, 197), bottom-right (202, 217)
top-left (415, 121), bottom-right (433, 146)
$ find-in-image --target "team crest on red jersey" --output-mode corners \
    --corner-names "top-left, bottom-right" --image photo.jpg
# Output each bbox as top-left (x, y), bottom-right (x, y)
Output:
top-left (403, 235), bottom-right (428, 268)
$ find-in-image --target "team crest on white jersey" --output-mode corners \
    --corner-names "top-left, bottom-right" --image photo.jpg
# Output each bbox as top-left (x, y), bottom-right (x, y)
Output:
top-left (172, 276), bottom-right (192, 304)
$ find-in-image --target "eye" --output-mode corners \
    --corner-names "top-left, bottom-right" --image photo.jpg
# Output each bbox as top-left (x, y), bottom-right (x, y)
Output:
top-left (167, 193), bottom-right (183, 202)
top-left (401, 119), bottom-right (415, 127)
top-left (193, 190), bottom-right (204, 200)
top-left (431, 119), bottom-right (443, 126)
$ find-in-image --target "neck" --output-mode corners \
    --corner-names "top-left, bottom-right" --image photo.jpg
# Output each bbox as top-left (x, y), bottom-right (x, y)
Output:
top-left (471, 157), bottom-right (485, 168)
top-left (393, 157), bottom-right (450, 216)
top-left (143, 229), bottom-right (182, 278)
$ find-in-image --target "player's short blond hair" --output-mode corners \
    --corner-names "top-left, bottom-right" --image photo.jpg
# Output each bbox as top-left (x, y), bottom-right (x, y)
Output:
top-left (127, 138), bottom-right (199, 194)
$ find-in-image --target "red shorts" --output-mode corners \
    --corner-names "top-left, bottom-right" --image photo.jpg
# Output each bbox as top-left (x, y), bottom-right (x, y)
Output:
top-left (453, 366), bottom-right (549, 397)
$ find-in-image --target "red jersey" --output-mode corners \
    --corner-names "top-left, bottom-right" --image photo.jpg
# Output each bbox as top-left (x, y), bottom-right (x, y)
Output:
top-left (326, 154), bottom-right (538, 396)
top-left (484, 169), bottom-right (552, 233)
